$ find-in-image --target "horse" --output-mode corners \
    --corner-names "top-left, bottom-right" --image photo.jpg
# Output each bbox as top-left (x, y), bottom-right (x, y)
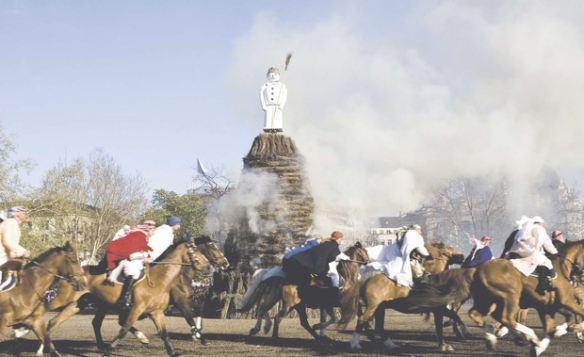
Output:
top-left (0, 242), bottom-right (86, 357)
top-left (88, 235), bottom-right (229, 348)
top-left (467, 239), bottom-right (584, 356)
top-left (338, 241), bottom-right (469, 352)
top-left (42, 239), bottom-right (212, 357)
top-left (237, 242), bottom-right (370, 342)
top-left (370, 241), bottom-right (470, 340)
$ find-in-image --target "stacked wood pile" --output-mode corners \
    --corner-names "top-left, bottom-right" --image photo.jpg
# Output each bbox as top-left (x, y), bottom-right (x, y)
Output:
top-left (209, 133), bottom-right (315, 318)
top-left (242, 133), bottom-right (315, 267)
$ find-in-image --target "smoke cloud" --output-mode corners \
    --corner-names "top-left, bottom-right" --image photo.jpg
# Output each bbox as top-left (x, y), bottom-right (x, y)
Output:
top-left (227, 1), bottom-right (584, 231)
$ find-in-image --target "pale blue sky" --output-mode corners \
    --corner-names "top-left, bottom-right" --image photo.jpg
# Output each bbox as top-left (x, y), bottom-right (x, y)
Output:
top-left (3, 1), bottom-right (584, 218)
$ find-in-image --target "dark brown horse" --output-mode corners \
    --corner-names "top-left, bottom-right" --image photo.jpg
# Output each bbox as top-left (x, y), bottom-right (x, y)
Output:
top-left (338, 241), bottom-right (468, 352)
top-left (237, 242), bottom-right (370, 342)
top-left (0, 242), bottom-right (86, 357)
top-left (43, 240), bottom-right (211, 356)
top-left (468, 239), bottom-right (584, 356)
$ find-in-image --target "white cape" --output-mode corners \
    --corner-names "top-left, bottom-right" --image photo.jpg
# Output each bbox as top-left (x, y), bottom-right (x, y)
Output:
top-left (363, 230), bottom-right (427, 287)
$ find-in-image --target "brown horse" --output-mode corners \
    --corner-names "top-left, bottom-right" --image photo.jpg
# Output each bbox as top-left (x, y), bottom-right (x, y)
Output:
top-left (0, 242), bottom-right (86, 357)
top-left (467, 239), bottom-right (584, 356)
top-left (237, 242), bottom-right (370, 342)
top-left (88, 235), bottom-right (229, 348)
top-left (43, 240), bottom-right (211, 357)
top-left (339, 241), bottom-right (468, 352)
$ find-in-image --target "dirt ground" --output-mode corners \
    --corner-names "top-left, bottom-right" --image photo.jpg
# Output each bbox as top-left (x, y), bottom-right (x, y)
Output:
top-left (0, 306), bottom-right (583, 357)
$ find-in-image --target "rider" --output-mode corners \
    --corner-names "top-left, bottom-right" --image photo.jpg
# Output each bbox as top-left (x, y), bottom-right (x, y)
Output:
top-left (385, 224), bottom-right (429, 288)
top-left (108, 217), bottom-right (180, 310)
top-left (551, 230), bottom-right (567, 249)
top-left (282, 231), bottom-right (344, 289)
top-left (0, 206), bottom-right (31, 284)
top-left (461, 236), bottom-right (494, 268)
top-left (505, 216), bottom-right (558, 294)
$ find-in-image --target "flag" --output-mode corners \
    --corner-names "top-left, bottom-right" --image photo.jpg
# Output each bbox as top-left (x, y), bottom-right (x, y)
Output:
top-left (196, 158), bottom-right (208, 176)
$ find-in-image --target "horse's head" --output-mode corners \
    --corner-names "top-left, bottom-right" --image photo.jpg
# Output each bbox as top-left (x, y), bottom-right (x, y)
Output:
top-left (185, 241), bottom-right (212, 274)
top-left (344, 241), bottom-right (371, 265)
top-left (565, 241), bottom-right (584, 284)
top-left (55, 241), bottom-right (87, 291)
top-left (194, 235), bottom-right (230, 271)
top-left (424, 241), bottom-right (464, 274)
top-left (338, 242), bottom-right (371, 286)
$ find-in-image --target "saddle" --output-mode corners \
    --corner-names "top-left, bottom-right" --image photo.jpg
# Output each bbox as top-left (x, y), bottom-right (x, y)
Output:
top-left (0, 258), bottom-right (25, 288)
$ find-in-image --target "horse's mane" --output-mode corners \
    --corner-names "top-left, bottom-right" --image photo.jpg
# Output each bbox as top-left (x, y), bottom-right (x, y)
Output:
top-left (428, 241), bottom-right (446, 250)
top-left (25, 246), bottom-right (66, 268)
top-left (343, 244), bottom-right (360, 257)
top-left (154, 239), bottom-right (185, 262)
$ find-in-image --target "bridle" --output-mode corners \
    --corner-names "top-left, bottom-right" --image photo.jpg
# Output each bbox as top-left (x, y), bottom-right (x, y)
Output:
top-left (28, 250), bottom-right (85, 291)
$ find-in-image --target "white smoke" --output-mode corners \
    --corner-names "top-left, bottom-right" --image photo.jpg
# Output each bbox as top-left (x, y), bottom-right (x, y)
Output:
top-left (227, 1), bottom-right (584, 231)
top-left (207, 169), bottom-right (281, 235)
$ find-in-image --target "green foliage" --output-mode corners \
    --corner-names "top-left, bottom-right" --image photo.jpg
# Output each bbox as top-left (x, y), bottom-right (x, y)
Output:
top-left (141, 189), bottom-right (207, 241)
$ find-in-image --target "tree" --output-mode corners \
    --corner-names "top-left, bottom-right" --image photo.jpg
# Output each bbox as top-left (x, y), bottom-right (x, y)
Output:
top-left (190, 164), bottom-right (233, 248)
top-left (141, 189), bottom-right (207, 241)
top-left (424, 176), bottom-right (509, 251)
top-left (25, 148), bottom-right (149, 261)
top-left (0, 122), bottom-right (34, 202)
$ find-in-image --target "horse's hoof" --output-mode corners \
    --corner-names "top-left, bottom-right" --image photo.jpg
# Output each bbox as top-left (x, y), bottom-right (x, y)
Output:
top-left (263, 325), bottom-right (272, 334)
top-left (486, 336), bottom-right (497, 351)
top-left (496, 326), bottom-right (509, 338)
top-left (200, 338), bottom-right (209, 346)
top-left (249, 328), bottom-right (259, 336)
top-left (135, 331), bottom-right (150, 344)
top-left (50, 351), bottom-right (62, 357)
top-left (440, 343), bottom-right (454, 352)
top-left (577, 331), bottom-right (584, 343)
top-left (443, 320), bottom-right (453, 327)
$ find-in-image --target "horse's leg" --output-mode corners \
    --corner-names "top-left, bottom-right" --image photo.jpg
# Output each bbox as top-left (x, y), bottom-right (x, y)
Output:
top-left (29, 317), bottom-right (60, 357)
top-left (469, 302), bottom-right (498, 350)
top-left (173, 297), bottom-right (206, 345)
top-left (373, 306), bottom-right (385, 340)
top-left (128, 326), bottom-right (150, 345)
top-left (105, 307), bottom-right (144, 357)
top-left (442, 305), bottom-right (471, 339)
top-left (47, 302), bottom-right (81, 334)
top-left (532, 309), bottom-right (556, 357)
top-left (91, 304), bottom-right (109, 351)
top-left (433, 309), bottom-right (453, 352)
top-left (493, 298), bottom-right (540, 348)
top-left (350, 301), bottom-right (384, 351)
top-left (296, 306), bottom-right (321, 341)
top-left (148, 310), bottom-right (180, 357)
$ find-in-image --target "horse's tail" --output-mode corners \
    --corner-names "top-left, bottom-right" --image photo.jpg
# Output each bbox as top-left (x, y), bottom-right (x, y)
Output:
top-left (237, 268), bottom-right (269, 312)
top-left (337, 278), bottom-right (365, 329)
top-left (237, 274), bottom-right (284, 313)
top-left (394, 280), bottom-right (470, 313)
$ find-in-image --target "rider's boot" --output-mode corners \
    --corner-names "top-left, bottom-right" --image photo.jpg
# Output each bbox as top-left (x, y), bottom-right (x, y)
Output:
top-left (536, 266), bottom-right (556, 294)
top-left (115, 276), bottom-right (136, 310)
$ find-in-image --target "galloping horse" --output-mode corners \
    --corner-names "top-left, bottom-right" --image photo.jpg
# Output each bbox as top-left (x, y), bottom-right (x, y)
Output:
top-left (338, 241), bottom-right (468, 352)
top-left (237, 242), bottom-right (370, 342)
top-left (0, 242), bottom-right (86, 357)
top-left (89, 235), bottom-right (229, 348)
top-left (44, 240), bottom-right (211, 357)
top-left (468, 239), bottom-right (584, 356)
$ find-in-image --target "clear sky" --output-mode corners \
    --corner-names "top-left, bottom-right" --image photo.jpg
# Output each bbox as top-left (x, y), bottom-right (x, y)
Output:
top-left (3, 1), bottom-right (584, 219)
